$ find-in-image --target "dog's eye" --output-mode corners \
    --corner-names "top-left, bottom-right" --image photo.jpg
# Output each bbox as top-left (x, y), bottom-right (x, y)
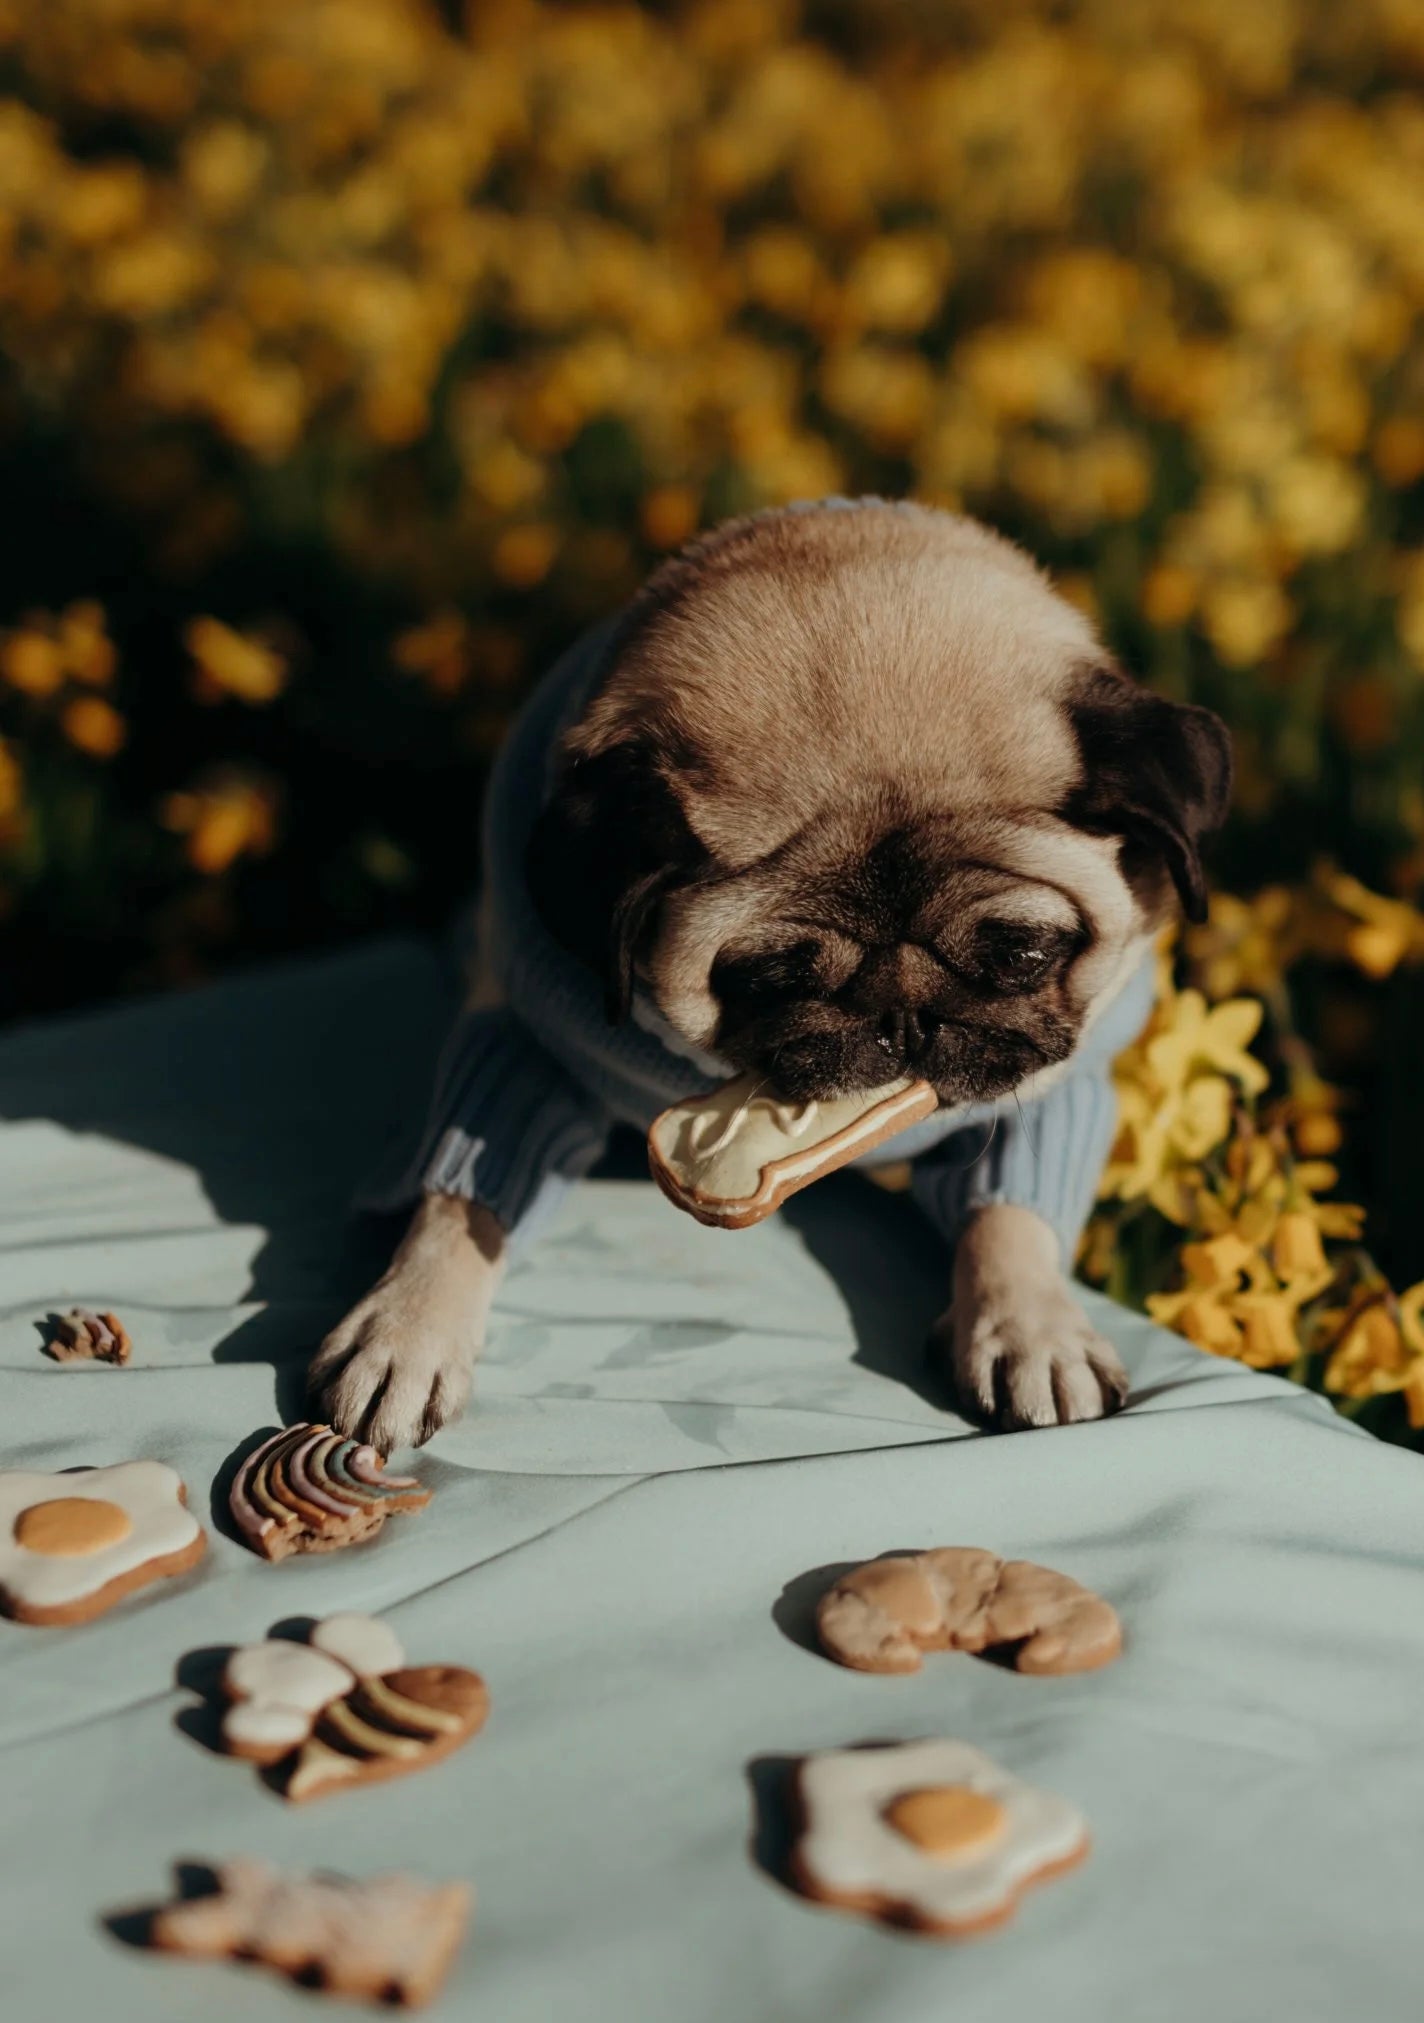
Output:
top-left (971, 921), bottom-right (1056, 992)
top-left (712, 939), bottom-right (822, 1005)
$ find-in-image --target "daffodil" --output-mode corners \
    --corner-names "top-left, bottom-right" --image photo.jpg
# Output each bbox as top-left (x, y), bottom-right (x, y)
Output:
top-left (1323, 1300), bottom-right (1413, 1401)
top-left (1145, 991), bottom-right (1270, 1097)
top-left (1313, 865), bottom-right (1424, 979)
top-left (185, 618), bottom-right (287, 707)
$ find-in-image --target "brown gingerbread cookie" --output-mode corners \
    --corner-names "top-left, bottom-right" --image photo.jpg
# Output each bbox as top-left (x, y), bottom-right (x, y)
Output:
top-left (216, 1612), bottom-right (489, 1802)
top-left (148, 1859), bottom-right (471, 2007)
top-left (815, 1548), bottom-right (1121, 1676)
top-left (648, 1073), bottom-right (937, 1229)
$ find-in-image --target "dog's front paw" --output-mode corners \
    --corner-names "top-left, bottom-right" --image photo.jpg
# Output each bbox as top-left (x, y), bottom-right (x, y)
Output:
top-left (932, 1281), bottom-right (1128, 1433)
top-left (308, 1294), bottom-right (476, 1454)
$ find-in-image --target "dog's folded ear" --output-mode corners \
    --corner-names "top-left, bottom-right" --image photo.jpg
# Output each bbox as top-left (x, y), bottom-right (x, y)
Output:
top-left (525, 736), bottom-right (710, 1023)
top-left (1063, 664), bottom-right (1233, 924)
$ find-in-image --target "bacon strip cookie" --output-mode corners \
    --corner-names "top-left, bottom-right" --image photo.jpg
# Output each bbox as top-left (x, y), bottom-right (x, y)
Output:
top-left (648, 1073), bottom-right (937, 1229)
top-left (815, 1548), bottom-right (1121, 1676)
top-left (229, 1423), bottom-right (431, 1560)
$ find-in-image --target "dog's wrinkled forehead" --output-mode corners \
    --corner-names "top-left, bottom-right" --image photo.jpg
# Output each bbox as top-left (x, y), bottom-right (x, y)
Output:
top-left (526, 500), bottom-right (1231, 1042)
top-left (574, 502), bottom-right (1096, 867)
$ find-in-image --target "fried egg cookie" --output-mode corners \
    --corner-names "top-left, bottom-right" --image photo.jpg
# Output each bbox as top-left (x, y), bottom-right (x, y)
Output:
top-left (815, 1548), bottom-right (1121, 1676)
top-left (0, 1461), bottom-right (205, 1625)
top-left (790, 1740), bottom-right (1089, 1937)
top-left (217, 1614), bottom-right (489, 1800)
top-left (229, 1423), bottom-right (431, 1560)
top-left (149, 1859), bottom-right (471, 2008)
top-left (648, 1073), bottom-right (937, 1229)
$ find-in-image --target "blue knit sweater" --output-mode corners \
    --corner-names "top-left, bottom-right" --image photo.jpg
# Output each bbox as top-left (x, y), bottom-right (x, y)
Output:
top-left (376, 616), bottom-right (1155, 1260)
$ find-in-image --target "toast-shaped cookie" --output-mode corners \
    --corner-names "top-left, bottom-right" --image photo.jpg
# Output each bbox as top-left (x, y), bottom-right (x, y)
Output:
top-left (149, 1860), bottom-right (471, 2007)
top-left (648, 1073), bottom-right (937, 1229)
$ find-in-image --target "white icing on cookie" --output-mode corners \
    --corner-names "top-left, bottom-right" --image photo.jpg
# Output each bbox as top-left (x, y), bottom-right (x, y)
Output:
top-left (653, 1073), bottom-right (927, 1202)
top-left (0, 1462), bottom-right (202, 1614)
top-left (310, 1612), bottom-right (406, 1678)
top-left (223, 1699), bottom-right (326, 1754)
top-left (222, 1639), bottom-right (359, 1752)
top-left (220, 1615), bottom-right (408, 1756)
top-left (795, 1740), bottom-right (1087, 1930)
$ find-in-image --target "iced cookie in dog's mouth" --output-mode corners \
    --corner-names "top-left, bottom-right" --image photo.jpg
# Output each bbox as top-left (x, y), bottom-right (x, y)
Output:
top-left (789, 1739), bottom-right (1089, 1937)
top-left (648, 1072), bottom-right (937, 1229)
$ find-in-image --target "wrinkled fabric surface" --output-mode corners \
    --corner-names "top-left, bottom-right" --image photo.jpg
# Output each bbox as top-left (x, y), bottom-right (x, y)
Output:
top-left (1, 938), bottom-right (1421, 2022)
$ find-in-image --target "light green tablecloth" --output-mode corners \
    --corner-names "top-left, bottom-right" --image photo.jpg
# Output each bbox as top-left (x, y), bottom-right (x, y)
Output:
top-left (2, 940), bottom-right (1421, 2021)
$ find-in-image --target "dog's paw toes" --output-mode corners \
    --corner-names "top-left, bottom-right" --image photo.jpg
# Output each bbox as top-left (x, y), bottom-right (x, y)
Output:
top-left (308, 1325), bottom-right (473, 1453)
top-left (937, 1306), bottom-right (1128, 1432)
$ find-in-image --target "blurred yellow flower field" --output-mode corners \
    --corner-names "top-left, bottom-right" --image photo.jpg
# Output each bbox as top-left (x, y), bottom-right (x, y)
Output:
top-left (1, 0), bottom-right (1423, 1436)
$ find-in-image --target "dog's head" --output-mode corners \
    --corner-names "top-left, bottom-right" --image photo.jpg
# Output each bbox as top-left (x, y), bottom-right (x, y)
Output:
top-left (526, 502), bottom-right (1230, 1105)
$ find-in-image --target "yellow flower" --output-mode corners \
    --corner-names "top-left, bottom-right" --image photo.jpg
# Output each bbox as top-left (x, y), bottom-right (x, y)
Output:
top-left (492, 524), bottom-right (559, 588)
top-left (1323, 1301), bottom-right (1413, 1401)
top-left (0, 736), bottom-right (26, 837)
top-left (1144, 990), bottom-right (1270, 1097)
top-left (57, 603), bottom-right (117, 687)
top-left (61, 696), bottom-right (126, 758)
top-left (185, 618), bottom-right (288, 706)
top-left (1400, 1282), bottom-right (1424, 1360)
top-left (818, 344), bottom-right (935, 451)
top-left (392, 611), bottom-right (473, 697)
top-left (161, 773), bottom-right (278, 875)
top-left (1313, 866), bottom-right (1424, 979)
top-left (1199, 577), bottom-right (1294, 668)
top-left (640, 485), bottom-right (700, 551)
top-left (1180, 1231), bottom-right (1261, 1290)
top-left (1146, 1285), bottom-right (1244, 1358)
top-left (0, 602), bottom-right (116, 698)
top-left (1270, 1211), bottom-right (1327, 1282)
top-left (1141, 563), bottom-right (1200, 628)
top-left (1184, 887), bottom-right (1297, 1000)
top-left (0, 628), bottom-right (65, 697)
top-left (839, 231), bottom-right (951, 336)
top-left (1234, 1295), bottom-right (1304, 1369)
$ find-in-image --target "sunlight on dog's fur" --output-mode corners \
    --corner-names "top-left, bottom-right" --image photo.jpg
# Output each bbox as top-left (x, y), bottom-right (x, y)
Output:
top-left (312, 502), bottom-right (1230, 1453)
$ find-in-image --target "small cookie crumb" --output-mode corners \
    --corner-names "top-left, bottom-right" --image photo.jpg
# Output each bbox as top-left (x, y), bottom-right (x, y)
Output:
top-left (46, 1308), bottom-right (132, 1366)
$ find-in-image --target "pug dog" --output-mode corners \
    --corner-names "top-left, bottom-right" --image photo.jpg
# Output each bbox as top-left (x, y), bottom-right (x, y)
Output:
top-left (310, 499), bottom-right (1230, 1453)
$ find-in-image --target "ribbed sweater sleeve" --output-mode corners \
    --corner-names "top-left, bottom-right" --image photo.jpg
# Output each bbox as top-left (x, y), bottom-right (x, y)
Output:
top-left (373, 1004), bottom-right (611, 1249)
top-left (907, 1060), bottom-right (1121, 1266)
